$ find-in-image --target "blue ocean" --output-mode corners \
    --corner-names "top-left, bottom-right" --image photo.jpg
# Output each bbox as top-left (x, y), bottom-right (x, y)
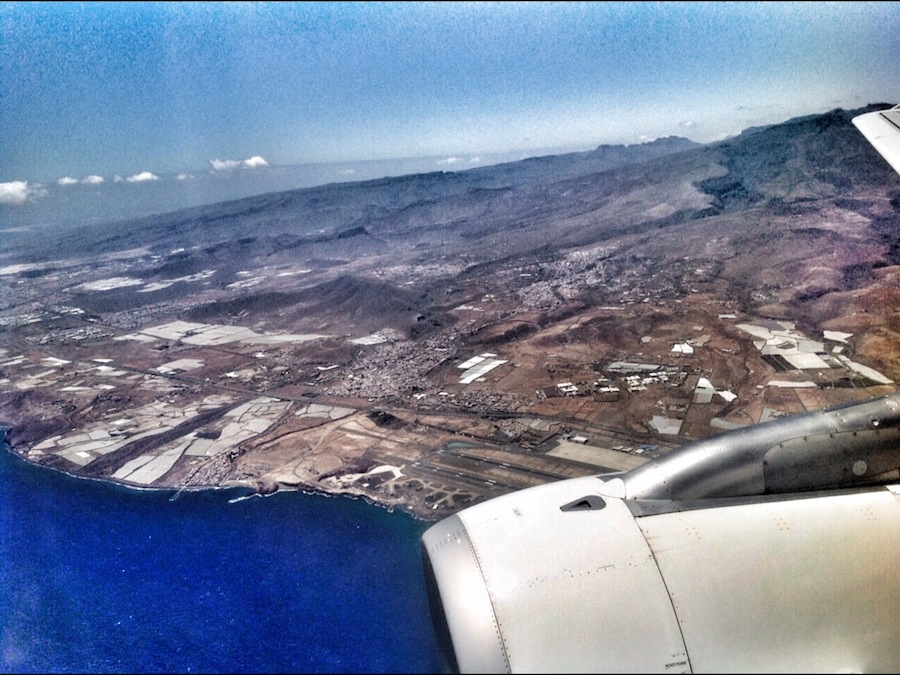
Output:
top-left (0, 440), bottom-right (442, 673)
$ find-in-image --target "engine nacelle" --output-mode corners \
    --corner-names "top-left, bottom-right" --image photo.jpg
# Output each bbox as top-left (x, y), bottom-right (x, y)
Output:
top-left (422, 394), bottom-right (900, 673)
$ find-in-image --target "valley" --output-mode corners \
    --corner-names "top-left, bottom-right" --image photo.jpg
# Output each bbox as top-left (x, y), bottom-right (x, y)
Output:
top-left (2, 105), bottom-right (898, 520)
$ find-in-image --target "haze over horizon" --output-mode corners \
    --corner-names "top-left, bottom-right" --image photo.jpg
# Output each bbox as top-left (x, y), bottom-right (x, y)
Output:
top-left (2, 1), bottom-right (899, 228)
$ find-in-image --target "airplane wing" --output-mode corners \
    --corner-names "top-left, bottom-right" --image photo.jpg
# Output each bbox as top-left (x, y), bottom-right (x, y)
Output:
top-left (853, 104), bottom-right (900, 175)
top-left (422, 393), bottom-right (900, 673)
top-left (421, 106), bottom-right (900, 674)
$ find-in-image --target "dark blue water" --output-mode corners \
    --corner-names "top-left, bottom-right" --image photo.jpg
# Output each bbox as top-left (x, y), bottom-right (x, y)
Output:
top-left (0, 442), bottom-right (441, 673)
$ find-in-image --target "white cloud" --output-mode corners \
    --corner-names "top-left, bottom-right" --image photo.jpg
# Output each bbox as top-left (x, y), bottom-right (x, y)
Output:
top-left (436, 155), bottom-right (481, 166)
top-left (210, 158), bottom-right (241, 171)
top-left (0, 181), bottom-right (46, 205)
top-left (125, 171), bottom-right (159, 183)
top-left (58, 175), bottom-right (105, 186)
top-left (242, 155), bottom-right (268, 169)
top-left (210, 155), bottom-right (270, 171)
top-left (114, 175), bottom-right (124, 183)
top-left (339, 169), bottom-right (357, 175)
top-left (436, 156), bottom-right (480, 166)
top-left (176, 173), bottom-right (194, 181)
top-left (679, 120), bottom-right (697, 129)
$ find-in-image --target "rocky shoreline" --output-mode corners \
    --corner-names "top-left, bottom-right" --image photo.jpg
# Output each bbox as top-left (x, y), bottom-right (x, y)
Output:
top-left (3, 439), bottom-right (442, 523)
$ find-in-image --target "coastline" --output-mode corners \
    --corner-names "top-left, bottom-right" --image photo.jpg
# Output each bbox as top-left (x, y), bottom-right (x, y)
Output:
top-left (2, 436), bottom-right (444, 522)
top-left (0, 428), bottom-right (443, 673)
top-left (0, 389), bottom-right (510, 524)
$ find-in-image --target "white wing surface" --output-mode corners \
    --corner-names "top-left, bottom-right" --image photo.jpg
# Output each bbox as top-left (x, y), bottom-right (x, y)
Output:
top-left (853, 104), bottom-right (900, 175)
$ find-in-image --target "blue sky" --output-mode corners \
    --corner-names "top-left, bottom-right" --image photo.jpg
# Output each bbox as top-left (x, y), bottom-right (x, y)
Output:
top-left (1, 1), bottom-right (899, 222)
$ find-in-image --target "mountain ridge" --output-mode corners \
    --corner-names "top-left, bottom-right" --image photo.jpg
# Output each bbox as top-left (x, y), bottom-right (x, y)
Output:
top-left (2, 103), bottom-right (899, 517)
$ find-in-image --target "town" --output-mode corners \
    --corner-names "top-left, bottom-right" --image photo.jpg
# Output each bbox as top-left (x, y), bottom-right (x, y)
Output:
top-left (2, 226), bottom-right (893, 519)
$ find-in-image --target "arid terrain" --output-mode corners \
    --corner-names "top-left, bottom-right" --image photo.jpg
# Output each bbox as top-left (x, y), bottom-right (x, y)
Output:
top-left (2, 105), bottom-right (899, 519)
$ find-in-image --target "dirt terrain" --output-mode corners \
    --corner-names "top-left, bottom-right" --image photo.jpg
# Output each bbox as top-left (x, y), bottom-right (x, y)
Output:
top-left (2, 105), bottom-right (898, 520)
